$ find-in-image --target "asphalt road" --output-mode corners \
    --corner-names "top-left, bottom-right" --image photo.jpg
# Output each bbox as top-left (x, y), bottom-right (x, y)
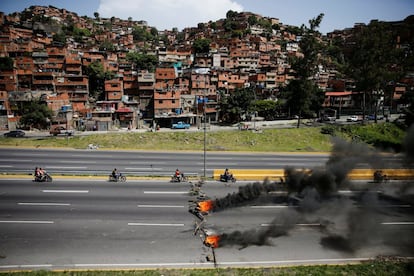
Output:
top-left (0, 148), bottom-right (407, 177)
top-left (0, 178), bottom-right (413, 271)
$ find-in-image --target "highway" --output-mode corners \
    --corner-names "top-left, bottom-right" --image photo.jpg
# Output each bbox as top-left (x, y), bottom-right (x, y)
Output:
top-left (0, 148), bottom-right (407, 177)
top-left (0, 177), bottom-right (413, 271)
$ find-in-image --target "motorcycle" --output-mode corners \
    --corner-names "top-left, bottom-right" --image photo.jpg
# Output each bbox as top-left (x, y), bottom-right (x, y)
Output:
top-left (33, 172), bottom-right (53, 182)
top-left (108, 173), bottom-right (126, 182)
top-left (170, 174), bottom-right (188, 182)
top-left (220, 174), bottom-right (236, 183)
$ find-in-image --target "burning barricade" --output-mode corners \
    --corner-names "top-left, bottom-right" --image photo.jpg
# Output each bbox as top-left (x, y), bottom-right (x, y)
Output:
top-left (203, 229), bottom-right (221, 248)
top-left (188, 199), bottom-right (214, 221)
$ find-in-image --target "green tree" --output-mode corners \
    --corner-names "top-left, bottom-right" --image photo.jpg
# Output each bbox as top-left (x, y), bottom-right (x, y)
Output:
top-left (250, 99), bottom-right (280, 120)
top-left (84, 61), bottom-right (113, 100)
top-left (218, 87), bottom-right (255, 123)
top-left (193, 38), bottom-right (211, 55)
top-left (99, 39), bottom-right (115, 51)
top-left (344, 20), bottom-right (404, 122)
top-left (52, 32), bottom-right (66, 44)
top-left (126, 52), bottom-right (158, 72)
top-left (19, 100), bottom-right (53, 130)
top-left (0, 57), bottom-right (14, 70)
top-left (285, 14), bottom-right (325, 127)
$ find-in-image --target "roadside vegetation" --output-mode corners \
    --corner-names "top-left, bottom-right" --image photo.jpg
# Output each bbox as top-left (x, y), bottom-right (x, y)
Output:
top-left (3, 258), bottom-right (414, 275)
top-left (0, 123), bottom-right (407, 153)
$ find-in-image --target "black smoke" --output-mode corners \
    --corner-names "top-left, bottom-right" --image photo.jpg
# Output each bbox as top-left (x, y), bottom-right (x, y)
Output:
top-left (214, 137), bottom-right (414, 254)
top-left (219, 210), bottom-right (299, 249)
top-left (213, 179), bottom-right (280, 212)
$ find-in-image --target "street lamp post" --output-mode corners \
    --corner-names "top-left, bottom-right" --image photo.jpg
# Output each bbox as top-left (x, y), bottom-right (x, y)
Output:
top-left (203, 74), bottom-right (207, 179)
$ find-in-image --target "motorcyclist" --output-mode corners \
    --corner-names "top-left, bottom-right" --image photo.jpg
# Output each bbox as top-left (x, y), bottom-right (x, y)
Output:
top-left (174, 168), bottom-right (185, 181)
top-left (223, 168), bottom-right (233, 181)
top-left (112, 168), bottom-right (119, 181)
top-left (34, 167), bottom-right (41, 180)
top-left (39, 167), bottom-right (46, 180)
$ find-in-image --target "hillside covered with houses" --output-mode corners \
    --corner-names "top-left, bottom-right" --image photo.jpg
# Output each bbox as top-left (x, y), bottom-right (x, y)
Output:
top-left (0, 5), bottom-right (413, 131)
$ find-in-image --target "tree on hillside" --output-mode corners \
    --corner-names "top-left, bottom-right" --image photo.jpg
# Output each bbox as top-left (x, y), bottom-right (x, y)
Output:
top-left (250, 99), bottom-right (282, 121)
top-left (0, 57), bottom-right (14, 70)
top-left (344, 20), bottom-right (404, 123)
top-left (218, 87), bottom-right (255, 124)
top-left (284, 14), bottom-right (325, 128)
top-left (193, 38), bottom-right (211, 55)
top-left (126, 52), bottom-right (158, 72)
top-left (19, 100), bottom-right (53, 130)
top-left (84, 61), bottom-right (114, 101)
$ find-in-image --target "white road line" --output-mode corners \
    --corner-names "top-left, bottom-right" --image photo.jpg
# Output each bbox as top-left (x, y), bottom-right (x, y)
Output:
top-left (381, 222), bottom-right (414, 225)
top-left (0, 220), bottom-right (54, 224)
top-left (0, 159), bottom-right (32, 162)
top-left (138, 204), bottom-right (184, 208)
top-left (129, 161), bottom-right (166, 165)
top-left (125, 167), bottom-right (163, 170)
top-left (70, 154), bottom-right (114, 158)
top-left (42, 190), bottom-right (89, 193)
top-left (46, 166), bottom-right (88, 169)
top-left (196, 162), bottom-right (238, 166)
top-left (18, 202), bottom-right (71, 206)
top-left (251, 205), bottom-right (297, 209)
top-left (59, 160), bottom-right (96, 164)
top-left (128, 222), bottom-right (185, 227)
top-left (0, 165), bottom-right (13, 168)
top-left (144, 191), bottom-right (188, 194)
top-left (261, 223), bottom-right (321, 227)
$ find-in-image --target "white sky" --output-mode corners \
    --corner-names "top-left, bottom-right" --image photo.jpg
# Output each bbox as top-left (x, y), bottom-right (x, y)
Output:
top-left (1, 0), bottom-right (413, 34)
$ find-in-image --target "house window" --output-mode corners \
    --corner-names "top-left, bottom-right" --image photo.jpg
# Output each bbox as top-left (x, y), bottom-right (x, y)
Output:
top-left (159, 100), bottom-right (163, 104)
top-left (172, 100), bottom-right (175, 104)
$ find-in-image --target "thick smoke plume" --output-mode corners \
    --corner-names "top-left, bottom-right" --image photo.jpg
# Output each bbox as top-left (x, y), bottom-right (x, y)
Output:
top-left (212, 179), bottom-right (279, 212)
top-left (214, 137), bottom-right (414, 254)
top-left (219, 210), bottom-right (299, 249)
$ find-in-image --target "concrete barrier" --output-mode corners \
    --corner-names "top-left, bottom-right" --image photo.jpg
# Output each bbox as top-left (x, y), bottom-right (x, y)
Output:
top-left (213, 169), bottom-right (414, 181)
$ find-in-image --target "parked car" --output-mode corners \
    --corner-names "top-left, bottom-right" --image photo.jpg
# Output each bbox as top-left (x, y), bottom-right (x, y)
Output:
top-left (367, 114), bottom-right (384, 120)
top-left (171, 121), bottom-right (190, 129)
top-left (347, 115), bottom-right (359, 122)
top-left (50, 126), bottom-right (74, 136)
top-left (4, 130), bottom-right (25, 137)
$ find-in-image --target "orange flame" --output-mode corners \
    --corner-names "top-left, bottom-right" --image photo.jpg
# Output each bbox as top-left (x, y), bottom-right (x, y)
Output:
top-left (204, 235), bottom-right (220, 248)
top-left (197, 200), bottom-right (214, 212)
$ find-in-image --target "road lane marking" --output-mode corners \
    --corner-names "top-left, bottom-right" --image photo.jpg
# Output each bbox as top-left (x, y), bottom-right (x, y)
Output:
top-left (0, 220), bottom-right (54, 224)
top-left (0, 159), bottom-right (32, 162)
top-left (261, 223), bottom-right (322, 227)
top-left (138, 204), bottom-right (184, 208)
top-left (59, 160), bottom-right (96, 164)
top-left (129, 161), bottom-right (166, 164)
top-left (46, 166), bottom-right (88, 169)
top-left (128, 222), bottom-right (185, 227)
top-left (251, 205), bottom-right (297, 209)
top-left (42, 190), bottom-right (89, 193)
top-left (125, 167), bottom-right (163, 170)
top-left (381, 222), bottom-right (414, 225)
top-left (144, 191), bottom-right (188, 194)
top-left (0, 165), bottom-right (13, 168)
top-left (196, 162), bottom-right (238, 166)
top-left (18, 202), bottom-right (71, 206)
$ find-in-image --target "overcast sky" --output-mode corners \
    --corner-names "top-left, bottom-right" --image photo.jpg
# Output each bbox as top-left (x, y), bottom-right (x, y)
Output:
top-left (1, 0), bottom-right (413, 34)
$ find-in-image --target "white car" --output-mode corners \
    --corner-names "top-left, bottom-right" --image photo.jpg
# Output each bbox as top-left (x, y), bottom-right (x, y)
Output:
top-left (347, 115), bottom-right (359, 122)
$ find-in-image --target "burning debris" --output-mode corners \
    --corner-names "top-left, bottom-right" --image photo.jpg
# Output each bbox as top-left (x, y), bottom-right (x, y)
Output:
top-left (189, 136), bottom-right (414, 256)
top-left (188, 199), bottom-right (214, 221)
top-left (203, 230), bottom-right (220, 248)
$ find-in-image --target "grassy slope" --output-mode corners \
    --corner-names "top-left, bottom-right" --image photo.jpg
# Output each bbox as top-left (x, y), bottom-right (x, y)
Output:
top-left (0, 127), bottom-right (334, 152)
